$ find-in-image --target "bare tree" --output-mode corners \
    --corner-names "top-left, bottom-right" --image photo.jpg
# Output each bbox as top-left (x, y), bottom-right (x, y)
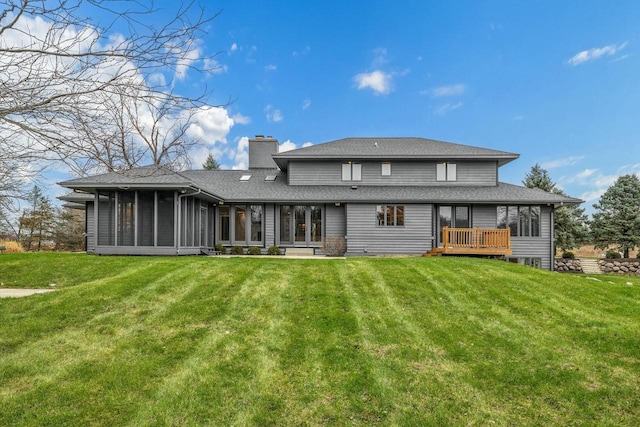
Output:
top-left (0, 0), bottom-right (223, 188)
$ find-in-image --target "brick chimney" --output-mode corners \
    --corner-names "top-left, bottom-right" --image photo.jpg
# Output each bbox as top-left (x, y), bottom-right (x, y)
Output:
top-left (249, 135), bottom-right (279, 169)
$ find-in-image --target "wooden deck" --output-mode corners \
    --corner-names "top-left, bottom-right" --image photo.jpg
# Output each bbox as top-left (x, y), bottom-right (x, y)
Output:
top-left (426, 227), bottom-right (511, 256)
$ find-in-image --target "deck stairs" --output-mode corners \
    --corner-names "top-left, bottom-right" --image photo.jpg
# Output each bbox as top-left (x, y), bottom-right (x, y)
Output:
top-left (580, 258), bottom-right (602, 274)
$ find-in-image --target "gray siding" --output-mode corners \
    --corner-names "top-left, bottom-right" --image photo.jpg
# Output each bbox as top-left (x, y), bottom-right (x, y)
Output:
top-left (345, 203), bottom-right (433, 255)
top-left (472, 204), bottom-right (553, 270)
top-left (86, 201), bottom-right (95, 252)
top-left (325, 204), bottom-right (346, 238)
top-left (288, 160), bottom-right (497, 186)
top-left (265, 203), bottom-right (276, 247)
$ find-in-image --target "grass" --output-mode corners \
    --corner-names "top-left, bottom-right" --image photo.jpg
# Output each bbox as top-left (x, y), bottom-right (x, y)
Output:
top-left (0, 253), bottom-right (639, 426)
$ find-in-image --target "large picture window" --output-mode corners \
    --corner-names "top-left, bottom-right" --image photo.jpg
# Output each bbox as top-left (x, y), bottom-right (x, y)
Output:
top-left (376, 205), bottom-right (405, 227)
top-left (497, 206), bottom-right (540, 237)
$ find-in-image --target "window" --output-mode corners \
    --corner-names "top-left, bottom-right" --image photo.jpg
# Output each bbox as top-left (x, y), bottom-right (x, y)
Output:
top-left (219, 206), bottom-right (230, 241)
top-left (240, 174), bottom-right (251, 181)
top-left (118, 192), bottom-right (135, 246)
top-left (97, 191), bottom-right (115, 246)
top-left (280, 205), bottom-right (292, 243)
top-left (497, 206), bottom-right (541, 237)
top-left (157, 191), bottom-right (174, 246)
top-left (436, 162), bottom-right (457, 181)
top-left (342, 162), bottom-right (361, 181)
top-left (376, 205), bottom-right (405, 227)
top-left (310, 206), bottom-right (322, 242)
top-left (250, 205), bottom-right (262, 242)
top-left (509, 257), bottom-right (542, 269)
top-left (234, 205), bottom-right (246, 241)
top-left (279, 205), bottom-right (324, 245)
top-left (381, 162), bottom-right (391, 176)
top-left (137, 191), bottom-right (154, 246)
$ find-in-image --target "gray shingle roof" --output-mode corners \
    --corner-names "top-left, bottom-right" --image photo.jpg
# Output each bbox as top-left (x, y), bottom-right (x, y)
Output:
top-left (183, 169), bottom-right (581, 206)
top-left (272, 137), bottom-right (519, 169)
top-left (61, 166), bottom-right (581, 207)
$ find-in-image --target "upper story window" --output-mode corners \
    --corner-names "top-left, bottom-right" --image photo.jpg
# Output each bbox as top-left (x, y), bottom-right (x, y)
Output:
top-left (381, 162), bottom-right (391, 176)
top-left (436, 162), bottom-right (457, 181)
top-left (342, 162), bottom-right (362, 181)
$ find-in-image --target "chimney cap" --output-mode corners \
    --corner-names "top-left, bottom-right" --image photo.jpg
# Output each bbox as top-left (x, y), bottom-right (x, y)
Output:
top-left (255, 134), bottom-right (264, 139)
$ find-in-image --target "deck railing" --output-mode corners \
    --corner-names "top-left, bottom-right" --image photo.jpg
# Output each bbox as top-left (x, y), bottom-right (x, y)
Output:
top-left (441, 227), bottom-right (511, 255)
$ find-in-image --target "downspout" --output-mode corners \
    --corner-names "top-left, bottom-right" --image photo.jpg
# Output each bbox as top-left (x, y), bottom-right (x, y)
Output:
top-left (550, 205), bottom-right (555, 271)
top-left (176, 188), bottom-right (202, 255)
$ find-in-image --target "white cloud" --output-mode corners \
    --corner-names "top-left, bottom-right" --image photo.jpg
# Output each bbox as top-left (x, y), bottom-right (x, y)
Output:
top-left (246, 45), bottom-right (258, 63)
top-left (265, 64), bottom-right (277, 71)
top-left (232, 136), bottom-right (250, 170)
top-left (279, 140), bottom-right (313, 153)
top-left (265, 105), bottom-right (283, 123)
top-left (354, 70), bottom-right (393, 95)
top-left (434, 102), bottom-right (463, 116)
top-left (428, 84), bottom-right (466, 97)
top-left (568, 42), bottom-right (628, 66)
top-left (232, 113), bottom-right (251, 125)
top-left (576, 168), bottom-right (597, 179)
top-left (173, 40), bottom-right (202, 81)
top-left (293, 46), bottom-right (311, 56)
top-left (203, 57), bottom-right (228, 75)
top-left (279, 140), bottom-right (298, 152)
top-left (302, 99), bottom-right (311, 110)
top-left (230, 43), bottom-right (238, 52)
top-left (185, 106), bottom-right (234, 144)
top-left (540, 155), bottom-right (585, 170)
top-left (372, 47), bottom-right (388, 67)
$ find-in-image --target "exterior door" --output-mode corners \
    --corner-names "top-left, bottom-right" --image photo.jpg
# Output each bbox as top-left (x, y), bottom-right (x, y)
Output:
top-left (437, 205), bottom-right (470, 246)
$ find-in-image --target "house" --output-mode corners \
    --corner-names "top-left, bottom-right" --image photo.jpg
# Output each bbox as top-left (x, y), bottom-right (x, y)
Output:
top-left (59, 136), bottom-right (581, 269)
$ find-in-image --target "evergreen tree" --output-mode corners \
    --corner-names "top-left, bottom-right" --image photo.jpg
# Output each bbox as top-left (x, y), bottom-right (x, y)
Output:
top-left (53, 207), bottom-right (86, 251)
top-left (523, 164), bottom-right (589, 252)
top-left (202, 153), bottom-right (220, 170)
top-left (523, 164), bottom-right (557, 193)
top-left (17, 186), bottom-right (55, 251)
top-left (591, 174), bottom-right (640, 258)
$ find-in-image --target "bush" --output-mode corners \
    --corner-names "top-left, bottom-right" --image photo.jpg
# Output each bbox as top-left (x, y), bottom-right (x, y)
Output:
top-left (247, 246), bottom-right (262, 255)
top-left (561, 251), bottom-right (575, 259)
top-left (322, 237), bottom-right (346, 257)
top-left (0, 240), bottom-right (24, 253)
top-left (214, 243), bottom-right (226, 254)
top-left (230, 246), bottom-right (244, 255)
top-left (267, 245), bottom-right (282, 255)
top-left (605, 249), bottom-right (621, 259)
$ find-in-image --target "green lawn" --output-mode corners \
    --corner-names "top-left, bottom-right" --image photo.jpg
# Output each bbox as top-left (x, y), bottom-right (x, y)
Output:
top-left (1, 253), bottom-right (639, 426)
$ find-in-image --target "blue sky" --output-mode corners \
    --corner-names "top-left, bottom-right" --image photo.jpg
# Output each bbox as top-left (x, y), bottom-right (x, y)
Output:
top-left (59, 1), bottom-right (640, 215)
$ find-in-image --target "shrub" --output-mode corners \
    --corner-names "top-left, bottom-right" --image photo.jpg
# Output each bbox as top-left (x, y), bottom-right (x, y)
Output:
top-left (267, 245), bottom-right (282, 255)
top-left (214, 243), bottom-right (226, 254)
top-left (605, 249), bottom-right (621, 259)
top-left (0, 240), bottom-right (24, 253)
top-left (247, 246), bottom-right (262, 255)
top-left (322, 237), bottom-right (346, 257)
top-left (561, 251), bottom-right (575, 259)
top-left (230, 246), bottom-right (244, 255)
